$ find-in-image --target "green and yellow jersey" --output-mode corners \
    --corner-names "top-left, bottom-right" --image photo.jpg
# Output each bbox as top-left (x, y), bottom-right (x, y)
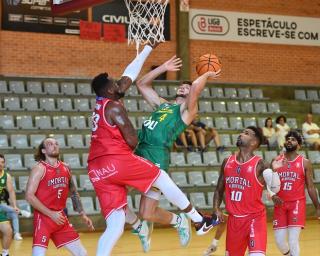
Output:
top-left (135, 102), bottom-right (187, 171)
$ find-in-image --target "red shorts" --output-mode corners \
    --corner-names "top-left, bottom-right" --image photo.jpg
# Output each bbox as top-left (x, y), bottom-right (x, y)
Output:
top-left (88, 153), bottom-right (160, 219)
top-left (273, 199), bottom-right (306, 229)
top-left (33, 211), bottom-right (79, 248)
top-left (226, 211), bottom-right (267, 256)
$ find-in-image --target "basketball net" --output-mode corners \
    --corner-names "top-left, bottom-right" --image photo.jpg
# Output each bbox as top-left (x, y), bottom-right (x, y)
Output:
top-left (124, 0), bottom-right (169, 53)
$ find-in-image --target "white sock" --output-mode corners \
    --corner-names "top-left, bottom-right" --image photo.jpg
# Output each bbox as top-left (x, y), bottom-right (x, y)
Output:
top-left (274, 228), bottom-right (289, 254)
top-left (186, 207), bottom-right (202, 223)
top-left (212, 238), bottom-right (219, 247)
top-left (132, 219), bottom-right (142, 230)
top-left (152, 170), bottom-right (190, 210)
top-left (288, 227), bottom-right (301, 256)
top-left (2, 249), bottom-right (9, 256)
top-left (170, 213), bottom-right (180, 225)
top-left (97, 209), bottom-right (125, 256)
top-left (125, 207), bottom-right (141, 230)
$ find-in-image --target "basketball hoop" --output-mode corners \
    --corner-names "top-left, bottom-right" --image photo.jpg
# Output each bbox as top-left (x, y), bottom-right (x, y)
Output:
top-left (124, 0), bottom-right (169, 52)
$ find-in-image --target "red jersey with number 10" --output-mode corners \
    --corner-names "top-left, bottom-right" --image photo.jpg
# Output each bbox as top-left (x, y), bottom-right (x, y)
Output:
top-left (275, 154), bottom-right (305, 202)
top-left (224, 154), bottom-right (265, 216)
top-left (88, 98), bottom-right (132, 162)
top-left (35, 161), bottom-right (70, 211)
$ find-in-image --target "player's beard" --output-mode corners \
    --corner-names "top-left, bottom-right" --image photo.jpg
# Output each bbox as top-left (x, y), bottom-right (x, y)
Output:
top-left (284, 143), bottom-right (297, 152)
top-left (236, 136), bottom-right (243, 147)
top-left (48, 152), bottom-right (60, 159)
top-left (117, 92), bottom-right (125, 99)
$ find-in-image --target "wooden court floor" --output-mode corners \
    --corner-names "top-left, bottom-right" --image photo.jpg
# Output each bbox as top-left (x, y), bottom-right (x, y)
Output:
top-left (11, 220), bottom-right (320, 255)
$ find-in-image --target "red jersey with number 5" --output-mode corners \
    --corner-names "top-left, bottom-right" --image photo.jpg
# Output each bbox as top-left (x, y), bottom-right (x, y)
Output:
top-left (275, 154), bottom-right (305, 202)
top-left (35, 161), bottom-right (70, 211)
top-left (88, 98), bottom-right (132, 162)
top-left (224, 154), bottom-right (265, 216)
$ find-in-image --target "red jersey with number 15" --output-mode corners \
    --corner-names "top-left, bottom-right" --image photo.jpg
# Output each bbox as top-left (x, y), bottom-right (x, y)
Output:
top-left (275, 154), bottom-right (305, 202)
top-left (35, 161), bottom-right (70, 211)
top-left (88, 98), bottom-right (132, 162)
top-left (224, 154), bottom-right (265, 216)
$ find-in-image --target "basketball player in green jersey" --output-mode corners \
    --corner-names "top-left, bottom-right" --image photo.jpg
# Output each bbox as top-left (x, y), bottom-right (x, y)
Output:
top-left (125, 56), bottom-right (220, 251)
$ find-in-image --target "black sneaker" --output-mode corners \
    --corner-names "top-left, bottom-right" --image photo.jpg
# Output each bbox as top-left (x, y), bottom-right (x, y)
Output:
top-left (194, 213), bottom-right (220, 235)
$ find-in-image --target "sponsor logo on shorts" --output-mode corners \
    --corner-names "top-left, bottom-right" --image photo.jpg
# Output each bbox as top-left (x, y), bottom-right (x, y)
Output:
top-left (250, 239), bottom-right (255, 248)
top-left (249, 219), bottom-right (255, 238)
top-left (88, 164), bottom-right (117, 182)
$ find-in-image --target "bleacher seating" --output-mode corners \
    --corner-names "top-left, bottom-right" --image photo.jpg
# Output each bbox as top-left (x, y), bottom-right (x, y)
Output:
top-left (1, 78), bottom-right (319, 233)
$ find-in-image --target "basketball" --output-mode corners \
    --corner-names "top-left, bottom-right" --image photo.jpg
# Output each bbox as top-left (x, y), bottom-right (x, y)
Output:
top-left (196, 53), bottom-right (221, 76)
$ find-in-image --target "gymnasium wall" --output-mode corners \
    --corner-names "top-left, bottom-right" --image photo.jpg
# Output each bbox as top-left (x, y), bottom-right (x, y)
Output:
top-left (1, 0), bottom-right (320, 86)
top-left (0, 0), bottom-right (177, 80)
top-left (189, 0), bottom-right (320, 85)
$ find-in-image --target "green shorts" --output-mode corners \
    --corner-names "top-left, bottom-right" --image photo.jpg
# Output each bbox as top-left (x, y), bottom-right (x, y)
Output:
top-left (0, 211), bottom-right (8, 222)
top-left (135, 145), bottom-right (170, 172)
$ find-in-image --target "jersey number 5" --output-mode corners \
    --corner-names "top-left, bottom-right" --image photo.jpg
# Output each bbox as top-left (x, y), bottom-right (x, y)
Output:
top-left (57, 189), bottom-right (63, 199)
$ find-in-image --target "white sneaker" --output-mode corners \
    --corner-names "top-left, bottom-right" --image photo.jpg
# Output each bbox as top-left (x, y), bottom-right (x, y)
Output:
top-left (203, 244), bottom-right (217, 256)
top-left (175, 213), bottom-right (191, 247)
top-left (132, 220), bottom-right (153, 253)
top-left (19, 210), bottom-right (31, 218)
top-left (14, 233), bottom-right (23, 241)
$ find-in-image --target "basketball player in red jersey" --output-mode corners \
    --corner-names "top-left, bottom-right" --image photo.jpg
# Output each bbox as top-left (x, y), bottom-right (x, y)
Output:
top-left (213, 126), bottom-right (281, 256)
top-left (25, 138), bottom-right (94, 256)
top-left (88, 45), bottom-right (218, 256)
top-left (271, 131), bottom-right (320, 256)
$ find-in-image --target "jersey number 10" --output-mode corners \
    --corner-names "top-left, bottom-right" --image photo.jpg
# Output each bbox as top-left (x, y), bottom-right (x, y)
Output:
top-left (231, 191), bottom-right (242, 202)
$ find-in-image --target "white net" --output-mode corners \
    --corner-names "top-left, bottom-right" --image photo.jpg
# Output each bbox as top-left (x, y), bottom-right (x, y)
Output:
top-left (125, 0), bottom-right (169, 51)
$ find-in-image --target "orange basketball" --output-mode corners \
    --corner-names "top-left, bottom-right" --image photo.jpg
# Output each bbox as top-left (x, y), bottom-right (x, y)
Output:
top-left (196, 53), bottom-right (221, 76)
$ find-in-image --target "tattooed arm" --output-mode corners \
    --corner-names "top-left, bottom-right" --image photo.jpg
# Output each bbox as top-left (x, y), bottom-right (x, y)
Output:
top-left (69, 174), bottom-right (94, 230)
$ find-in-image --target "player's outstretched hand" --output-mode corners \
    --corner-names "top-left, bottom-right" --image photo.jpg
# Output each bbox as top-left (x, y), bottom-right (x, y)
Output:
top-left (215, 208), bottom-right (225, 223)
top-left (81, 213), bottom-right (95, 231)
top-left (205, 70), bottom-right (221, 79)
top-left (271, 195), bottom-right (283, 206)
top-left (49, 211), bottom-right (66, 225)
top-left (162, 55), bottom-right (182, 72)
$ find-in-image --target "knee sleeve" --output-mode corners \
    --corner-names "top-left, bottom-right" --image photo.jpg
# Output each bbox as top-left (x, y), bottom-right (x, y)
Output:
top-left (288, 227), bottom-right (301, 256)
top-left (97, 209), bottom-right (125, 256)
top-left (32, 246), bottom-right (47, 256)
top-left (274, 229), bottom-right (289, 254)
top-left (63, 240), bottom-right (87, 256)
top-left (152, 170), bottom-right (190, 210)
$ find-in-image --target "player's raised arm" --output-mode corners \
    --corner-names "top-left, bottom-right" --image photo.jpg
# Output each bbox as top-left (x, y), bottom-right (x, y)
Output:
top-left (117, 45), bottom-right (154, 94)
top-left (69, 172), bottom-right (94, 230)
top-left (26, 164), bottom-right (65, 225)
top-left (136, 55), bottom-right (182, 108)
top-left (107, 101), bottom-right (138, 150)
top-left (181, 71), bottom-right (220, 125)
top-left (213, 158), bottom-right (227, 222)
top-left (304, 158), bottom-right (320, 219)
